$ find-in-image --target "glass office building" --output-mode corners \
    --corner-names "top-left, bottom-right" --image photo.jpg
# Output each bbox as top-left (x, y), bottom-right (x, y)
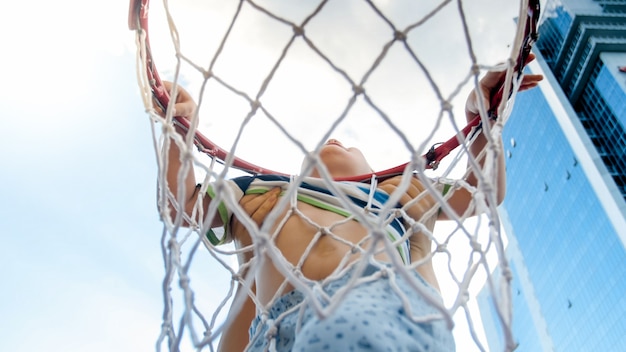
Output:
top-left (477, 1), bottom-right (626, 351)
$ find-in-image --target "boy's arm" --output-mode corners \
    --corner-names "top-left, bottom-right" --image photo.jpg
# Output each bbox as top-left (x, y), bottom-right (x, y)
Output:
top-left (440, 55), bottom-right (543, 220)
top-left (219, 189), bottom-right (281, 352)
top-left (377, 176), bottom-right (441, 290)
top-left (161, 82), bottom-right (221, 228)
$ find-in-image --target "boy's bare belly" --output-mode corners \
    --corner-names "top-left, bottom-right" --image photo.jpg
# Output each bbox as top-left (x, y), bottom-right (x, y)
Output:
top-left (226, 198), bottom-right (369, 352)
top-left (221, 194), bottom-right (417, 352)
top-left (251, 200), bottom-right (399, 305)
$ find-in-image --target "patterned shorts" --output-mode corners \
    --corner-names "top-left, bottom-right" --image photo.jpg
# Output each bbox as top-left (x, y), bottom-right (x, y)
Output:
top-left (248, 263), bottom-right (455, 351)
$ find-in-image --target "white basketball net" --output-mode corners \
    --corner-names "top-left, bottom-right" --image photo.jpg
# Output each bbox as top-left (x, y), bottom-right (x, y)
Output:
top-left (131, 0), bottom-right (532, 351)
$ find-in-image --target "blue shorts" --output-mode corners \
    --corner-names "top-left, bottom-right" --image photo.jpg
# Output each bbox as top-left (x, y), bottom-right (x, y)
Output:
top-left (248, 264), bottom-right (455, 351)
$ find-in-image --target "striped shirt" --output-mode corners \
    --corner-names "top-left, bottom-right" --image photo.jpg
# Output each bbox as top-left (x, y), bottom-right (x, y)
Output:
top-left (205, 175), bottom-right (422, 264)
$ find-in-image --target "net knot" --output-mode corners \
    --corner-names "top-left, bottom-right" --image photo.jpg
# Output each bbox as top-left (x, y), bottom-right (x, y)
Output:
top-left (436, 243), bottom-right (447, 252)
top-left (162, 123), bottom-right (176, 135)
top-left (394, 30), bottom-right (407, 41)
top-left (507, 57), bottom-right (515, 68)
top-left (461, 290), bottom-right (470, 304)
top-left (352, 84), bottom-right (364, 95)
top-left (178, 276), bottom-right (190, 288)
top-left (182, 148), bottom-right (194, 162)
top-left (502, 267), bottom-right (513, 281)
top-left (255, 234), bottom-right (269, 248)
top-left (250, 100), bottom-right (261, 112)
top-left (441, 100), bottom-right (452, 112)
top-left (371, 229), bottom-right (385, 240)
top-left (471, 63), bottom-right (480, 75)
top-left (292, 267), bottom-right (303, 278)
top-left (379, 267), bottom-right (389, 278)
top-left (231, 272), bottom-right (240, 281)
top-left (292, 25), bottom-right (304, 36)
top-left (470, 239), bottom-right (481, 252)
top-left (265, 319), bottom-right (278, 340)
top-left (482, 183), bottom-right (494, 197)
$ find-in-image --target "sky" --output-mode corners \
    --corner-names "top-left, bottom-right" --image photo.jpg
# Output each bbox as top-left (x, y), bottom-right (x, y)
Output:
top-left (0, 0), bottom-right (528, 351)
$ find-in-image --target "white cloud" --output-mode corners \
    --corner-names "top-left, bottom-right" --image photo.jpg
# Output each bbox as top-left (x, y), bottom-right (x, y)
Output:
top-left (0, 1), bottom-right (134, 107)
top-left (13, 276), bottom-right (160, 352)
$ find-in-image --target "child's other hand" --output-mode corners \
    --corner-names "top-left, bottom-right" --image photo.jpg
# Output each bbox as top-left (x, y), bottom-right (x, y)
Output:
top-left (162, 81), bottom-right (197, 118)
top-left (465, 53), bottom-right (543, 117)
top-left (231, 187), bottom-right (281, 246)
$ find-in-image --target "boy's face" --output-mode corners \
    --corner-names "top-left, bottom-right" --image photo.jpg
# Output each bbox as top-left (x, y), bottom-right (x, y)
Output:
top-left (307, 139), bottom-right (373, 179)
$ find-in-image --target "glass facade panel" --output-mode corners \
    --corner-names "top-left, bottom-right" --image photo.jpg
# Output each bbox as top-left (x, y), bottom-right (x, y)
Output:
top-left (477, 262), bottom-right (544, 352)
top-left (479, 78), bottom-right (626, 352)
top-left (478, 2), bottom-right (626, 350)
top-left (576, 59), bottom-right (626, 197)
